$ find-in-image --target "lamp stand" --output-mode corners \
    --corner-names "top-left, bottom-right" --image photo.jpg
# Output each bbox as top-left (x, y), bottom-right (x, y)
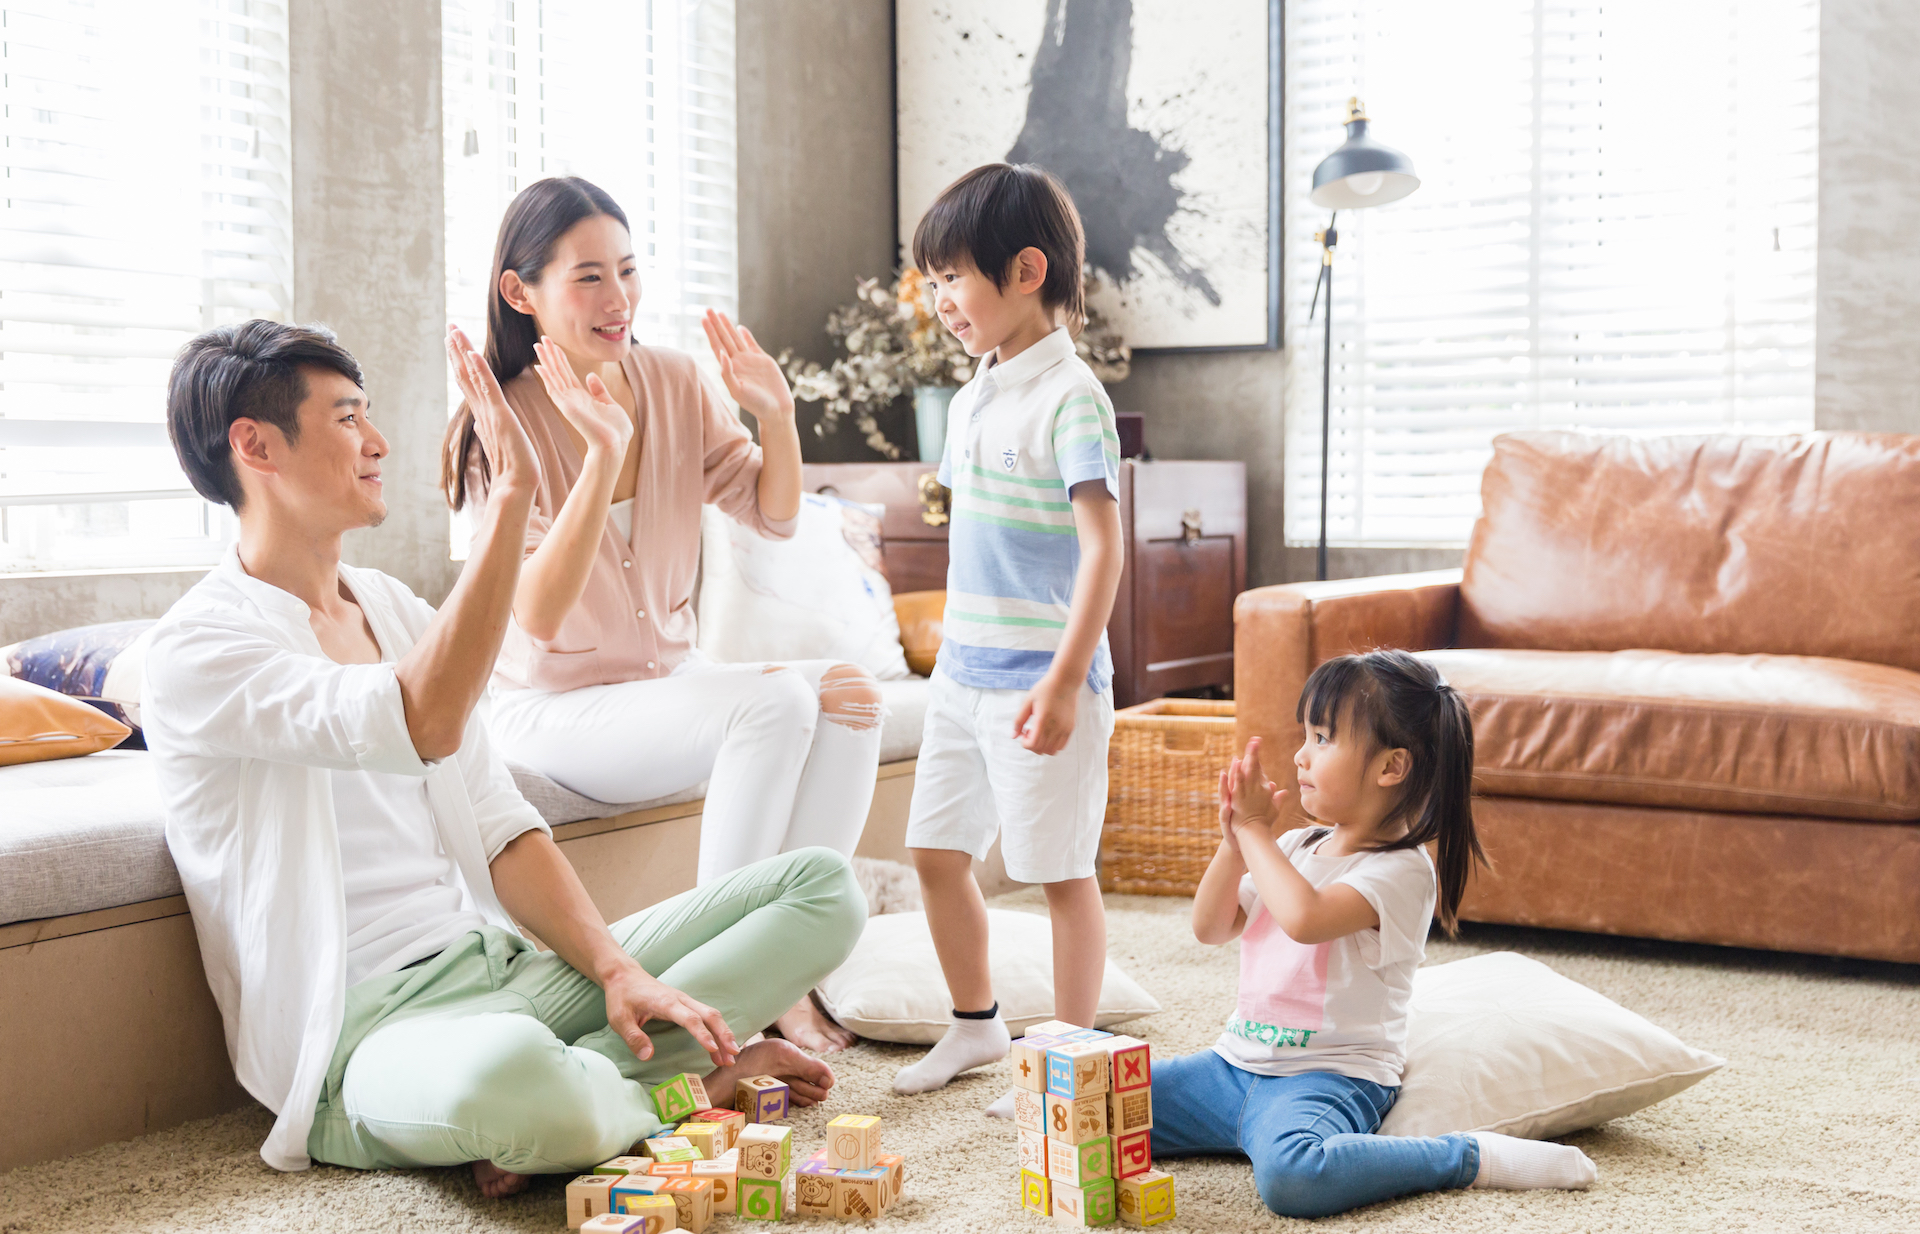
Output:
top-left (1308, 213), bottom-right (1338, 581)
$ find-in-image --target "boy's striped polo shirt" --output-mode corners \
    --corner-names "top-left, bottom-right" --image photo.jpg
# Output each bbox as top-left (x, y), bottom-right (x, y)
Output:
top-left (935, 326), bottom-right (1121, 693)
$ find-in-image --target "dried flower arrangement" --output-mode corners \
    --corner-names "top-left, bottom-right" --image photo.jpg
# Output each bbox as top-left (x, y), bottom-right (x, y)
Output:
top-left (779, 268), bottom-right (1131, 459)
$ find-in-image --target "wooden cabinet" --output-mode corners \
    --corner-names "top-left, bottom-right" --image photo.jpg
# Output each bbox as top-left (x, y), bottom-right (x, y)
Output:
top-left (803, 459), bottom-right (1247, 708)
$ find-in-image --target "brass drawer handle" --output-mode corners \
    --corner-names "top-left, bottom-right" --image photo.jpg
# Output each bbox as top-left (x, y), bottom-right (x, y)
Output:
top-left (1181, 508), bottom-right (1203, 544)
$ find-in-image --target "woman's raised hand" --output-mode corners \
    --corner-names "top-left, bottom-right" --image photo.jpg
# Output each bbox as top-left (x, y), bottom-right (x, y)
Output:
top-left (531, 336), bottom-right (634, 459)
top-left (447, 324), bottom-right (536, 503)
top-left (703, 309), bottom-right (796, 425)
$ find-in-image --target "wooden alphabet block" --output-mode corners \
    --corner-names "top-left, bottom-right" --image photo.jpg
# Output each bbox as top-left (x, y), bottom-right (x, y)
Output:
top-left (1107, 1087), bottom-right (1153, 1138)
top-left (1021, 1168), bottom-right (1052, 1217)
top-left (1113, 1129), bottom-right (1152, 1180)
top-left (873, 1152), bottom-right (904, 1196)
top-left (683, 1074), bottom-right (710, 1108)
top-left (691, 1157), bottom-right (736, 1214)
top-left (676, 1122), bottom-right (723, 1159)
top-left (1045, 1092), bottom-right (1109, 1145)
top-left (610, 1173), bottom-right (667, 1212)
top-left (1024, 1019), bottom-right (1082, 1037)
top-left (1017, 1127), bottom-right (1050, 1175)
top-left (1047, 1134), bottom-right (1112, 1189)
top-left (794, 1163), bottom-right (839, 1218)
top-left (650, 1074), bottom-right (702, 1124)
top-left (735, 1175), bottom-right (784, 1223)
top-left (736, 1122), bottom-right (793, 1180)
top-left (825, 1113), bottom-right (882, 1170)
top-left (608, 1192), bottom-right (678, 1232)
top-left (643, 1136), bottom-right (700, 1164)
top-left (646, 1161), bottom-right (694, 1177)
top-left (1013, 1086), bottom-right (1049, 1135)
top-left (1045, 1041), bottom-right (1112, 1100)
top-left (1060, 1028), bottom-right (1113, 1044)
top-left (832, 1168), bottom-right (885, 1220)
top-left (1116, 1169), bottom-right (1174, 1227)
top-left (1010, 1033), bottom-right (1063, 1092)
top-left (1051, 1177), bottom-right (1116, 1227)
top-left (595, 1155), bottom-right (651, 1176)
top-left (735, 1075), bottom-right (790, 1123)
top-left (691, 1108), bottom-right (746, 1150)
top-left (1102, 1036), bottom-right (1152, 1093)
top-left (848, 1164), bottom-right (894, 1213)
top-left (660, 1177), bottom-right (715, 1233)
top-left (567, 1174), bottom-right (620, 1228)
top-left (582, 1215), bottom-right (662, 1234)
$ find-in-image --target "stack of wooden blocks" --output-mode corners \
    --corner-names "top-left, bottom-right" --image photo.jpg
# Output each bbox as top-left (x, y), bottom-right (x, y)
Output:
top-left (794, 1114), bottom-right (906, 1221)
top-left (564, 1071), bottom-right (799, 1231)
top-left (1012, 1021), bottom-right (1175, 1227)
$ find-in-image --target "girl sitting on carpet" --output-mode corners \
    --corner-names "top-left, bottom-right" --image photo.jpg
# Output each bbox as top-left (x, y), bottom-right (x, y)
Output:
top-left (1150, 650), bottom-right (1597, 1217)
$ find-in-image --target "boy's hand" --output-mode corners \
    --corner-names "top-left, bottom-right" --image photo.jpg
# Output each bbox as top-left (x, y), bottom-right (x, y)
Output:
top-left (1227, 738), bottom-right (1287, 842)
top-left (1014, 673), bottom-right (1079, 755)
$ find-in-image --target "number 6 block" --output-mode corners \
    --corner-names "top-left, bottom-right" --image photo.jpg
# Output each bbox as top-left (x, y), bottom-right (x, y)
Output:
top-left (736, 1175), bottom-right (783, 1222)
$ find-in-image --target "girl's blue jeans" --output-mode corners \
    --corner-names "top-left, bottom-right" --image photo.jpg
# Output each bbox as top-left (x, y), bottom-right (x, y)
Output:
top-left (1149, 1049), bottom-right (1479, 1218)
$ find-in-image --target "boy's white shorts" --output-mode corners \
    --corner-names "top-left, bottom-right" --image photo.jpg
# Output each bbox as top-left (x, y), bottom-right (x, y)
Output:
top-left (905, 669), bottom-right (1115, 884)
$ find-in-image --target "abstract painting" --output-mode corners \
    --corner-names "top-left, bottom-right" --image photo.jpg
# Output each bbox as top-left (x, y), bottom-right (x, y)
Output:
top-left (897, 0), bottom-right (1279, 351)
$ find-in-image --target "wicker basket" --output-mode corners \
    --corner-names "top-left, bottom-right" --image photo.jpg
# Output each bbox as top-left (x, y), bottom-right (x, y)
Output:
top-left (1100, 698), bottom-right (1237, 895)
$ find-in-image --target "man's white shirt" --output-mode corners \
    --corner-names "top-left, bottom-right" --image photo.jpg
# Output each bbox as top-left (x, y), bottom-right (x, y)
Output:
top-left (141, 546), bottom-right (548, 1170)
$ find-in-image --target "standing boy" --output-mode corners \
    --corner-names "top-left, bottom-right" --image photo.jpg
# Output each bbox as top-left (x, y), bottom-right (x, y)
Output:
top-left (893, 164), bottom-right (1125, 1096)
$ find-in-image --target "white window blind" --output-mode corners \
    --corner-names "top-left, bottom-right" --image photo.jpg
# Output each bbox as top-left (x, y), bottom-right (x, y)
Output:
top-left (0, 0), bottom-right (290, 573)
top-left (1284, 0), bottom-right (1819, 547)
top-left (443, 0), bottom-right (737, 367)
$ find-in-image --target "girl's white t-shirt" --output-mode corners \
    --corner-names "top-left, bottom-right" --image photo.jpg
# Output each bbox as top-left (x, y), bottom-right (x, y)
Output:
top-left (1213, 826), bottom-right (1436, 1085)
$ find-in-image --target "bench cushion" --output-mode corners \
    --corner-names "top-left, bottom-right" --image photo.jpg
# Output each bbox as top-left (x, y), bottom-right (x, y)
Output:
top-left (1424, 648), bottom-right (1920, 820)
top-left (0, 751), bottom-right (176, 925)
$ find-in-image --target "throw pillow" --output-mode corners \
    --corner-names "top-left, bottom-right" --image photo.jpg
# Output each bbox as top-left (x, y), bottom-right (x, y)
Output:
top-left (697, 494), bottom-right (911, 679)
top-left (813, 908), bottom-right (1162, 1043)
top-left (1380, 951), bottom-right (1725, 1140)
top-left (0, 676), bottom-right (133, 766)
top-left (2, 619), bottom-right (155, 747)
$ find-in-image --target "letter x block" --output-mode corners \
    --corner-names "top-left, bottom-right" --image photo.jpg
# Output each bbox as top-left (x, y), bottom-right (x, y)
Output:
top-left (650, 1073), bottom-right (702, 1124)
top-left (1102, 1036), bottom-right (1152, 1093)
top-left (736, 1176), bottom-right (784, 1223)
top-left (1020, 1168), bottom-right (1053, 1217)
top-left (1116, 1169), bottom-right (1175, 1227)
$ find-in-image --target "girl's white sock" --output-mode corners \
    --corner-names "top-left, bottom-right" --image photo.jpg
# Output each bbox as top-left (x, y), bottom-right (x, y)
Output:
top-left (891, 1010), bottom-right (1011, 1094)
top-left (984, 1087), bottom-right (1020, 1119)
top-left (1468, 1132), bottom-right (1597, 1190)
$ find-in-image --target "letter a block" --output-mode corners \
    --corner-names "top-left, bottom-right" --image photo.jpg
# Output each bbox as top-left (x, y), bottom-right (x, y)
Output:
top-left (1047, 1135), bottom-right (1112, 1189)
top-left (1046, 1042), bottom-right (1112, 1100)
top-left (825, 1113), bottom-right (882, 1170)
top-left (1046, 1092), bottom-right (1109, 1145)
top-left (1116, 1169), bottom-right (1174, 1227)
top-left (736, 1176), bottom-right (784, 1223)
top-left (568, 1174), bottom-right (620, 1228)
top-left (1021, 1168), bottom-right (1053, 1217)
top-left (736, 1075), bottom-right (790, 1124)
top-left (650, 1073), bottom-right (702, 1124)
top-left (1010, 1033), bottom-right (1062, 1092)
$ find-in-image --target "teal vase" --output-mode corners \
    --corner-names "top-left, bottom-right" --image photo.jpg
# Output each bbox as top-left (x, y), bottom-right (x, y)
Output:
top-left (914, 386), bottom-right (957, 463)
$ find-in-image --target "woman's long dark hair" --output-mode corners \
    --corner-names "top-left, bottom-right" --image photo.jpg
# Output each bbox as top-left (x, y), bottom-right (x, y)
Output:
top-left (1296, 649), bottom-right (1487, 934)
top-left (440, 176), bottom-right (632, 510)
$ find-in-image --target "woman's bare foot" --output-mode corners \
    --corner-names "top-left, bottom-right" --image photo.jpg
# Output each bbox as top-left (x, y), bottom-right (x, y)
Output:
top-left (771, 994), bottom-right (857, 1054)
top-left (706, 1036), bottom-right (837, 1108)
top-left (472, 1159), bottom-right (532, 1198)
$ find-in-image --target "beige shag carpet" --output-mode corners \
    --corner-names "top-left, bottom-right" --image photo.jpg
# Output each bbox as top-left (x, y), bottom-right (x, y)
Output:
top-left (5, 888), bottom-right (1918, 1234)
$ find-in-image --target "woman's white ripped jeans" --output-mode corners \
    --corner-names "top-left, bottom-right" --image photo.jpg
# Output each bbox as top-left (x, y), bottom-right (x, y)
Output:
top-left (490, 656), bottom-right (886, 882)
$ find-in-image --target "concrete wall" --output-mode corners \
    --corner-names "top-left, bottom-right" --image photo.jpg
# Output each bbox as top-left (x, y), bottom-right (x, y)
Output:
top-left (1814, 2), bottom-right (1920, 434)
top-left (736, 0), bottom-right (908, 461)
top-left (291, 0), bottom-right (455, 603)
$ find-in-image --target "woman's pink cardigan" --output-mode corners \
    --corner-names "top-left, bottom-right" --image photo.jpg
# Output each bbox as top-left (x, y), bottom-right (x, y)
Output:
top-left (467, 343), bottom-right (797, 694)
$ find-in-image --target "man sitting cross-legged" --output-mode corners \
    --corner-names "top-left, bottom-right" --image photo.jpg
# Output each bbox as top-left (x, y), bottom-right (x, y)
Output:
top-left (142, 319), bottom-right (865, 1193)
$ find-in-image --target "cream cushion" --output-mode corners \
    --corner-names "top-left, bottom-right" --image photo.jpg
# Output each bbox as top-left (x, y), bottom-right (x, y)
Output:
top-left (1381, 951), bottom-right (1725, 1139)
top-left (814, 908), bottom-right (1161, 1043)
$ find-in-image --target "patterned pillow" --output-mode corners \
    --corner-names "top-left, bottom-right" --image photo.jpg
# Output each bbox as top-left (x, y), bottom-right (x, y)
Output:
top-left (2, 619), bottom-right (155, 749)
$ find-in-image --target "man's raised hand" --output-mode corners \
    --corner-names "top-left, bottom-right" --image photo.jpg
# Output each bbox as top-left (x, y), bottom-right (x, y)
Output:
top-left (447, 324), bottom-right (536, 503)
top-left (531, 336), bottom-right (633, 460)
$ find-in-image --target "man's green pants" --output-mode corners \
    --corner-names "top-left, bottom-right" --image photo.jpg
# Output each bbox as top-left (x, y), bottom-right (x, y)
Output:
top-left (307, 847), bottom-right (865, 1174)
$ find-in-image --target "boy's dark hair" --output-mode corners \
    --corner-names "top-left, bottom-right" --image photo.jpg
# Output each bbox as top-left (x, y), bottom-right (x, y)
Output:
top-left (166, 320), bottom-right (365, 510)
top-left (1297, 649), bottom-right (1489, 934)
top-left (911, 162), bottom-right (1087, 331)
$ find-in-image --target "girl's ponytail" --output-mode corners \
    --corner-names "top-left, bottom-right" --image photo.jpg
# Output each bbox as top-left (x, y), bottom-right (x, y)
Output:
top-left (1296, 649), bottom-right (1489, 934)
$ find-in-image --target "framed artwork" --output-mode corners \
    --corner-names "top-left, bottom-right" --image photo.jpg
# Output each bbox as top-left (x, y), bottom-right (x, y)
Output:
top-left (896, 0), bottom-right (1281, 352)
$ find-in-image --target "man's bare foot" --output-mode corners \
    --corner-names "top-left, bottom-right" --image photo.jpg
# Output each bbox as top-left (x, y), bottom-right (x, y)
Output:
top-left (706, 1036), bottom-right (837, 1108)
top-left (772, 994), bottom-right (857, 1054)
top-left (472, 1159), bottom-right (531, 1198)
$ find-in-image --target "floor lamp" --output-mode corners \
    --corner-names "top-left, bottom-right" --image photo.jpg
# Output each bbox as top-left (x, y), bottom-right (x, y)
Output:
top-left (1308, 97), bottom-right (1419, 580)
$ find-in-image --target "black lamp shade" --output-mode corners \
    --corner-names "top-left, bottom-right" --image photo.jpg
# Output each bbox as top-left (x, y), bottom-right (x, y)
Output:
top-left (1310, 111), bottom-right (1419, 210)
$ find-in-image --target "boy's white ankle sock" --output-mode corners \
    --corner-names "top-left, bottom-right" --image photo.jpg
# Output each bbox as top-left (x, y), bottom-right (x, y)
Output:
top-left (984, 1087), bottom-right (1020, 1119)
top-left (1468, 1132), bottom-right (1597, 1191)
top-left (892, 1008), bottom-right (1011, 1095)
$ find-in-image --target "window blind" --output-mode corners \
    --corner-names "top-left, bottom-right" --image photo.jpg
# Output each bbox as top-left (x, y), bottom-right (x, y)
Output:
top-left (1284, 0), bottom-right (1819, 548)
top-left (0, 0), bottom-right (290, 572)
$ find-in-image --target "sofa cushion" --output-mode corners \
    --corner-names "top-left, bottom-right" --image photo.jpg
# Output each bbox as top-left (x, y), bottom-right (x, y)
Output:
top-left (0, 750), bottom-right (177, 925)
top-left (1423, 647), bottom-right (1920, 821)
top-left (1460, 432), bottom-right (1920, 673)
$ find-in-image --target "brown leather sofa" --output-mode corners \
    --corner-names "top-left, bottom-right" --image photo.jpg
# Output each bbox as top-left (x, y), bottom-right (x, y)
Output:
top-left (1235, 430), bottom-right (1920, 963)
